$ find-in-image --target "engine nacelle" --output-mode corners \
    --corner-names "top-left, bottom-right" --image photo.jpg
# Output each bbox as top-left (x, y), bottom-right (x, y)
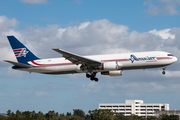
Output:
top-left (101, 70), bottom-right (123, 76)
top-left (102, 61), bottom-right (118, 70)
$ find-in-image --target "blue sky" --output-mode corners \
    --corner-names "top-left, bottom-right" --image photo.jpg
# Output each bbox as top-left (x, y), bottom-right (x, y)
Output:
top-left (0, 0), bottom-right (180, 114)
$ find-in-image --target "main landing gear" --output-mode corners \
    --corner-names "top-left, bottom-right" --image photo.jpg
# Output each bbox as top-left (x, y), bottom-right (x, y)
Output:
top-left (162, 67), bottom-right (166, 75)
top-left (86, 72), bottom-right (98, 82)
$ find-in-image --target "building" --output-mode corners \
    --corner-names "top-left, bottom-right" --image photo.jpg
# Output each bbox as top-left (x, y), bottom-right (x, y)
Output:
top-left (99, 100), bottom-right (169, 117)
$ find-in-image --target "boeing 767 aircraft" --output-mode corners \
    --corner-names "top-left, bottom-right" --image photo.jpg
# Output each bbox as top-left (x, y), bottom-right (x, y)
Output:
top-left (4, 36), bottom-right (177, 82)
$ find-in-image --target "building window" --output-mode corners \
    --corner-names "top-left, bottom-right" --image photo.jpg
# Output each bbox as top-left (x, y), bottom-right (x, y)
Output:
top-left (135, 102), bottom-right (140, 104)
top-left (126, 109), bottom-right (131, 111)
top-left (113, 106), bottom-right (118, 107)
top-left (147, 106), bottom-right (153, 107)
top-left (154, 109), bottom-right (159, 111)
top-left (113, 109), bottom-right (118, 111)
top-left (100, 106), bottom-right (105, 108)
top-left (126, 106), bottom-right (131, 107)
top-left (147, 109), bottom-right (153, 111)
top-left (126, 112), bottom-right (131, 114)
top-left (140, 109), bottom-right (145, 111)
top-left (107, 106), bottom-right (112, 108)
top-left (119, 106), bottom-right (125, 107)
top-left (120, 112), bottom-right (125, 115)
top-left (120, 109), bottom-right (125, 111)
top-left (154, 106), bottom-right (159, 108)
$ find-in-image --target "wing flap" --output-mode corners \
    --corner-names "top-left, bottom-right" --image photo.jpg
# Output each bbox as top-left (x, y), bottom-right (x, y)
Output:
top-left (52, 48), bottom-right (101, 67)
top-left (4, 60), bottom-right (32, 68)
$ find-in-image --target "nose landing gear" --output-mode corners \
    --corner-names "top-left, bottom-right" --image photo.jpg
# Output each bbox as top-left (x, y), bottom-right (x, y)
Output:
top-left (86, 72), bottom-right (98, 82)
top-left (162, 67), bottom-right (166, 75)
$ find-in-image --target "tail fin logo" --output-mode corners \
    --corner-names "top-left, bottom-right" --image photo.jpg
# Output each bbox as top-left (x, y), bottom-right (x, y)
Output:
top-left (13, 48), bottom-right (29, 57)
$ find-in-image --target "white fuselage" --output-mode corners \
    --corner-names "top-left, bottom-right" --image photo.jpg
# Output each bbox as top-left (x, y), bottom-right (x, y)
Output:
top-left (13, 51), bottom-right (177, 75)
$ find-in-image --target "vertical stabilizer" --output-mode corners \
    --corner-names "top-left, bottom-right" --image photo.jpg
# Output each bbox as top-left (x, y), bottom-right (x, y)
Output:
top-left (7, 36), bottom-right (39, 64)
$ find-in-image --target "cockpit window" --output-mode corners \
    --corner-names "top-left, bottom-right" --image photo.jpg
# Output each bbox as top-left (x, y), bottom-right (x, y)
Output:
top-left (167, 54), bottom-right (173, 56)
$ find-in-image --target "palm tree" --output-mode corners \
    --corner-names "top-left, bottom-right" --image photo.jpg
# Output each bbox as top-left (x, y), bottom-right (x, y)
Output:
top-left (32, 110), bottom-right (36, 118)
top-left (16, 110), bottom-right (21, 117)
top-left (88, 110), bottom-right (92, 120)
top-left (7, 110), bottom-right (11, 116)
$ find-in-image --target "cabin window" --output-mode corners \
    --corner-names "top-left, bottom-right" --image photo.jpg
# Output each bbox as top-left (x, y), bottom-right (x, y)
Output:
top-left (167, 54), bottom-right (173, 56)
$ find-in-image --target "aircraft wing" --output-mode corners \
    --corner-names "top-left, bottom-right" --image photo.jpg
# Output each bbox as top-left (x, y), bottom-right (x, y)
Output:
top-left (4, 60), bottom-right (32, 68)
top-left (53, 48), bottom-right (101, 67)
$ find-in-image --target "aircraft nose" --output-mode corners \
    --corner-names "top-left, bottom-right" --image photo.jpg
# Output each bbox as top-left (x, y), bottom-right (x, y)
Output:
top-left (173, 56), bottom-right (178, 62)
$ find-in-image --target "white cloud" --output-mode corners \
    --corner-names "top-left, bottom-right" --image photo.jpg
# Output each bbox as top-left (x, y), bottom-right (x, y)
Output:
top-left (82, 82), bottom-right (101, 92)
top-left (1, 15), bottom-right (180, 111)
top-left (165, 70), bottom-right (180, 77)
top-left (149, 29), bottom-right (175, 39)
top-left (1, 15), bottom-right (180, 82)
top-left (20, 0), bottom-right (48, 4)
top-left (14, 91), bottom-right (52, 98)
top-left (144, 0), bottom-right (180, 15)
top-left (34, 82), bottom-right (69, 91)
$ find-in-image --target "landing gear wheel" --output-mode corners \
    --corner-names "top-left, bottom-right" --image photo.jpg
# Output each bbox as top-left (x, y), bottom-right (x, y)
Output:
top-left (86, 74), bottom-right (91, 78)
top-left (90, 76), bottom-right (94, 81)
top-left (163, 67), bottom-right (166, 71)
top-left (94, 78), bottom-right (98, 82)
top-left (86, 72), bottom-right (98, 82)
top-left (162, 67), bottom-right (166, 75)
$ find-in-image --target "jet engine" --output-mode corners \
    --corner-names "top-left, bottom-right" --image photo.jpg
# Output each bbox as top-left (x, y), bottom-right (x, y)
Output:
top-left (102, 61), bottom-right (118, 70)
top-left (102, 61), bottom-right (123, 70)
top-left (101, 70), bottom-right (123, 76)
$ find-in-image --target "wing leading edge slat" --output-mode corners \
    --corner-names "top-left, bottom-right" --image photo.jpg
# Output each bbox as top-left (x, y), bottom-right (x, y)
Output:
top-left (52, 48), bottom-right (101, 67)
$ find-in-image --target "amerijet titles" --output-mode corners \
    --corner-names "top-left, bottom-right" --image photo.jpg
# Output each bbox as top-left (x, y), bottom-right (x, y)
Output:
top-left (128, 55), bottom-right (156, 63)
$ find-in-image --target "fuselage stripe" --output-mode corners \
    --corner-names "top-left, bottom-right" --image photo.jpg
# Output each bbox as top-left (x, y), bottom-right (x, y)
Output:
top-left (31, 60), bottom-right (73, 67)
top-left (30, 56), bottom-right (171, 67)
top-left (156, 57), bottom-right (172, 60)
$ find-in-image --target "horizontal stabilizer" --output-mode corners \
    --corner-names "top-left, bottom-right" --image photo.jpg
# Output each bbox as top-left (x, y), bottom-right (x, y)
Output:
top-left (4, 60), bottom-right (32, 68)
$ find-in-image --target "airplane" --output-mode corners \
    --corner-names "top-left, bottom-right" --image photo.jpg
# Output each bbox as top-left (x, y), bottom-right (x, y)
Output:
top-left (4, 36), bottom-right (178, 82)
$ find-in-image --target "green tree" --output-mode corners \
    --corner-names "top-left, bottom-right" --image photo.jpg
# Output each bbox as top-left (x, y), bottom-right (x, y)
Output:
top-left (16, 110), bottom-right (22, 117)
top-left (73, 109), bottom-right (85, 118)
top-left (22, 111), bottom-right (32, 118)
top-left (169, 115), bottom-right (179, 120)
top-left (66, 112), bottom-right (71, 117)
top-left (60, 113), bottom-right (65, 117)
top-left (36, 111), bottom-right (45, 120)
top-left (147, 116), bottom-right (157, 120)
top-left (159, 114), bottom-right (169, 120)
top-left (11, 112), bottom-right (15, 117)
top-left (55, 112), bottom-right (59, 118)
top-left (88, 109), bottom-right (114, 120)
top-left (32, 110), bottom-right (36, 118)
top-left (115, 113), bottom-right (126, 120)
top-left (88, 110), bottom-right (92, 120)
top-left (7, 110), bottom-right (11, 116)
